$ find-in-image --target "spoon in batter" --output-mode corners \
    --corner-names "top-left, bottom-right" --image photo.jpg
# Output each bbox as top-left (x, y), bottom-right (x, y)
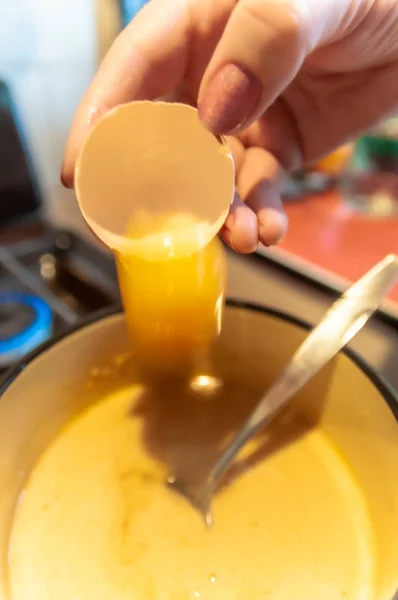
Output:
top-left (169, 253), bottom-right (398, 526)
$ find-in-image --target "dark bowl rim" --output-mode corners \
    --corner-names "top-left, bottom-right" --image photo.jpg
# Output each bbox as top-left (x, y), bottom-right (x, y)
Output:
top-left (1, 299), bottom-right (397, 420)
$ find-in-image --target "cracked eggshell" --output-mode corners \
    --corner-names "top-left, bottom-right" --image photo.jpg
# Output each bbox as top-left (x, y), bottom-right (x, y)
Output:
top-left (75, 101), bottom-right (235, 259)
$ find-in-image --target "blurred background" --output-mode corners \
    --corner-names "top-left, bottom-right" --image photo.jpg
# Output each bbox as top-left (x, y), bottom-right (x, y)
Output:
top-left (0, 0), bottom-right (397, 385)
top-left (0, 0), bottom-right (132, 230)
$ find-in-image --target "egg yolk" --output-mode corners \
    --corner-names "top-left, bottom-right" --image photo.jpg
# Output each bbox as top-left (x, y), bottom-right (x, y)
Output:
top-left (115, 214), bottom-right (227, 378)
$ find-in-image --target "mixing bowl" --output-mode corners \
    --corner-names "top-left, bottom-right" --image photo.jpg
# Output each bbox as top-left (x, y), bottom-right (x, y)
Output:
top-left (0, 301), bottom-right (397, 599)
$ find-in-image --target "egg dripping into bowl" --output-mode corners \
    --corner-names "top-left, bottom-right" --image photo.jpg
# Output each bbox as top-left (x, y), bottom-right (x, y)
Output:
top-left (75, 101), bottom-right (235, 378)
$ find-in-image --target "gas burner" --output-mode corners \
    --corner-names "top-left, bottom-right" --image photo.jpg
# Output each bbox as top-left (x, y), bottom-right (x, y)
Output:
top-left (0, 292), bottom-right (52, 367)
top-left (0, 226), bottom-right (120, 372)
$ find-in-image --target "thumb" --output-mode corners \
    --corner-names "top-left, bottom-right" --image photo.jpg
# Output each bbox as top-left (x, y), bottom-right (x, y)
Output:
top-left (198, 0), bottom-right (350, 134)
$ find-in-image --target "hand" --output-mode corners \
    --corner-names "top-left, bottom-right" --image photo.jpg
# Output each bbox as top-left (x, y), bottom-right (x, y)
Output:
top-left (62, 0), bottom-right (398, 253)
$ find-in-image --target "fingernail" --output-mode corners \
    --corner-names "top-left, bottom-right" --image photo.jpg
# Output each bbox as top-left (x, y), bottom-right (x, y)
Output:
top-left (199, 64), bottom-right (262, 134)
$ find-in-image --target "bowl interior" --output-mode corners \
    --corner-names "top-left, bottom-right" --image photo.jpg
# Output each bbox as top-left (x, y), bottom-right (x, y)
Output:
top-left (0, 304), bottom-right (397, 599)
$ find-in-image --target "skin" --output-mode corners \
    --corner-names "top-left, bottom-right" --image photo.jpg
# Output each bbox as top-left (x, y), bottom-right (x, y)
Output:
top-left (62, 0), bottom-right (398, 253)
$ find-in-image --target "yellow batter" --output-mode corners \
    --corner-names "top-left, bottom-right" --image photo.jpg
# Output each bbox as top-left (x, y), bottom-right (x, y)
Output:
top-left (8, 381), bottom-right (375, 600)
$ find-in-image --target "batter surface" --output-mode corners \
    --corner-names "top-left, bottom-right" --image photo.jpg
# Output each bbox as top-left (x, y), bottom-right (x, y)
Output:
top-left (9, 383), bottom-right (375, 600)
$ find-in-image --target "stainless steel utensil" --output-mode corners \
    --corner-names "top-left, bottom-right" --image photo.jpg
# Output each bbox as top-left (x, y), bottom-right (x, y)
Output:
top-left (169, 254), bottom-right (398, 525)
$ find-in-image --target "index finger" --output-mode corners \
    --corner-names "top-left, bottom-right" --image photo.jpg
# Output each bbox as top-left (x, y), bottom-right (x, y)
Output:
top-left (62, 0), bottom-right (192, 187)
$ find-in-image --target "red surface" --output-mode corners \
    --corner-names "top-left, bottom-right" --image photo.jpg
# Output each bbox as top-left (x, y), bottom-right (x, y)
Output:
top-left (279, 191), bottom-right (398, 304)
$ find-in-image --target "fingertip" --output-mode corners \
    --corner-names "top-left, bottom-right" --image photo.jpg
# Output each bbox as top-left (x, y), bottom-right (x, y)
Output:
top-left (258, 208), bottom-right (288, 246)
top-left (222, 198), bottom-right (259, 253)
top-left (60, 163), bottom-right (74, 189)
top-left (236, 146), bottom-right (287, 246)
top-left (61, 99), bottom-right (100, 190)
top-left (61, 128), bottom-right (81, 189)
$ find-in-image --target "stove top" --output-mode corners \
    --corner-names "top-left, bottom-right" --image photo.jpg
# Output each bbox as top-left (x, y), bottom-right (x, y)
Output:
top-left (0, 222), bottom-right (120, 372)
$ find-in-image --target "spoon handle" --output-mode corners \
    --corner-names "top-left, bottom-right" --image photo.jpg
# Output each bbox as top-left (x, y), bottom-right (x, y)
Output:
top-left (208, 254), bottom-right (398, 490)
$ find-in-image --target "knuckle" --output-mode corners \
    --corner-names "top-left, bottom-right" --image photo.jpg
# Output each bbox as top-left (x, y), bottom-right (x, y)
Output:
top-left (239, 0), bottom-right (308, 51)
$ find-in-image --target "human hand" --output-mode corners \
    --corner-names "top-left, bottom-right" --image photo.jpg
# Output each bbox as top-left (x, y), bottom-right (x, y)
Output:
top-left (62, 0), bottom-right (398, 252)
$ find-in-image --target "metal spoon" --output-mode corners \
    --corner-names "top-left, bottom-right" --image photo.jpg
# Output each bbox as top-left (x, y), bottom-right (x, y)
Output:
top-left (169, 254), bottom-right (398, 525)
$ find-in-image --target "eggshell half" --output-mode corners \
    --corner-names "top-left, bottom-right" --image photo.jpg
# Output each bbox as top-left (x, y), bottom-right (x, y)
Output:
top-left (75, 101), bottom-right (235, 259)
